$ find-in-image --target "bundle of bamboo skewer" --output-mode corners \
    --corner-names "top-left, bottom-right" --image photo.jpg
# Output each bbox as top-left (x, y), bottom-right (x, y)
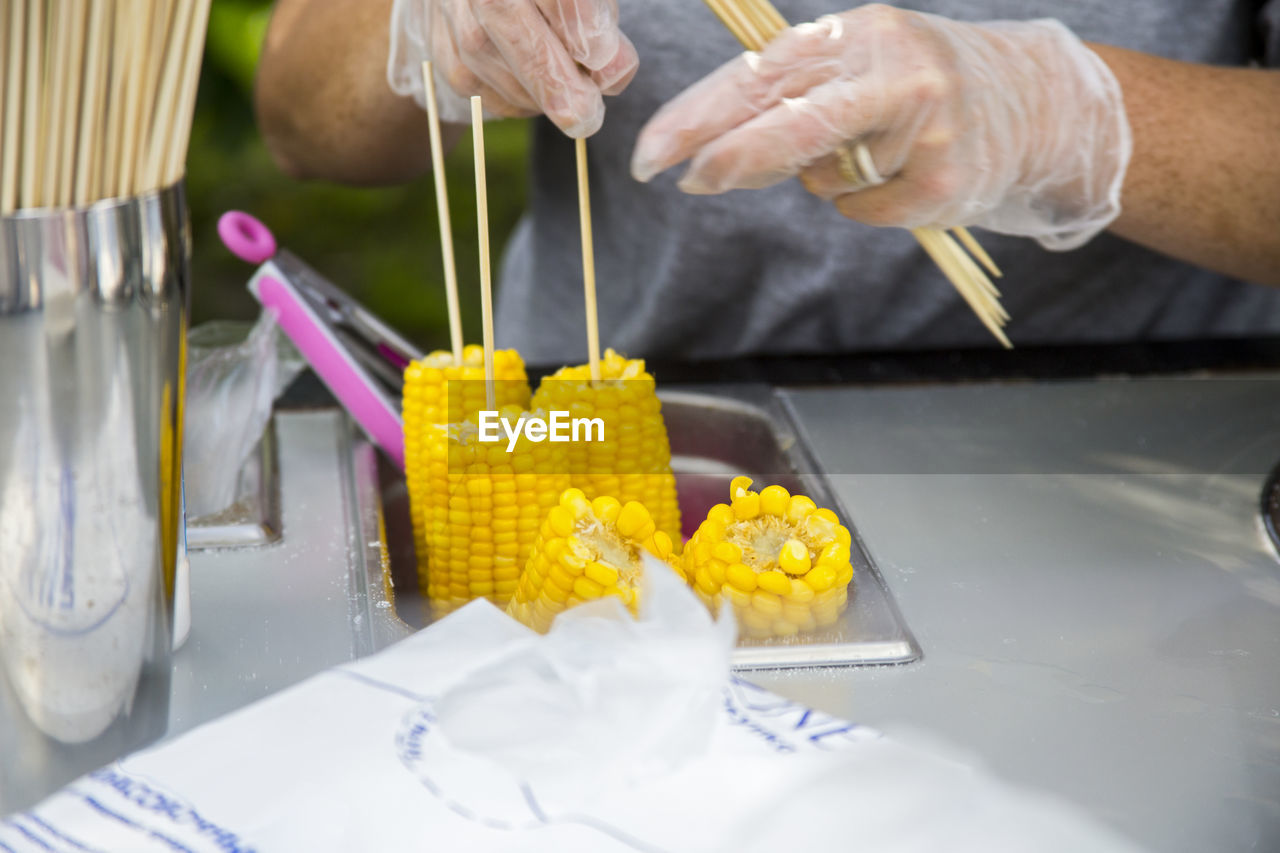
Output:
top-left (0, 0), bottom-right (212, 216)
top-left (703, 0), bottom-right (1012, 347)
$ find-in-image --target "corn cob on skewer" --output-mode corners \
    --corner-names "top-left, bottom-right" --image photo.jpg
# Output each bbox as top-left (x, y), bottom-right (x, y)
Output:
top-left (507, 488), bottom-right (677, 633)
top-left (682, 477), bottom-right (854, 639)
top-left (530, 348), bottom-right (681, 544)
top-left (403, 345), bottom-right (531, 600)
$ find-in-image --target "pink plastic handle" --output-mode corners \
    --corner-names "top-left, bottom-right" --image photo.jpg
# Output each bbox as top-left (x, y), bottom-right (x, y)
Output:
top-left (218, 211), bottom-right (277, 264)
top-left (256, 275), bottom-right (405, 469)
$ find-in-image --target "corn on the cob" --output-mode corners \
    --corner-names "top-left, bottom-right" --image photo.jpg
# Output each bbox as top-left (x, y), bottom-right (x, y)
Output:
top-left (682, 477), bottom-right (854, 639)
top-left (530, 348), bottom-right (681, 544)
top-left (403, 345), bottom-right (531, 602)
top-left (507, 488), bottom-right (677, 632)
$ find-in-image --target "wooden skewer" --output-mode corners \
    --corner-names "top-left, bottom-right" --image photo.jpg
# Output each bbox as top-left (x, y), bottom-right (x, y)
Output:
top-left (20, 0), bottom-right (43, 209)
top-left (77, 0), bottom-right (115, 206)
top-left (953, 226), bottom-right (1002, 278)
top-left (42, 0), bottom-right (69, 207)
top-left (142, 0), bottom-right (194, 192)
top-left (471, 96), bottom-right (496, 412)
top-left (116, 2), bottom-right (155, 197)
top-left (58, 1), bottom-right (89, 207)
top-left (422, 61), bottom-right (464, 363)
top-left (132, 0), bottom-right (175, 193)
top-left (74, 1), bottom-right (108, 207)
top-left (164, 0), bottom-right (213, 186)
top-left (705, 0), bottom-right (762, 47)
top-left (743, 0), bottom-right (788, 32)
top-left (946, 234), bottom-right (1008, 323)
top-left (0, 0), bottom-right (20, 214)
top-left (914, 228), bottom-right (1010, 348)
top-left (575, 137), bottom-right (602, 383)
top-left (3, 0), bottom-right (210, 213)
top-left (740, 0), bottom-right (779, 40)
top-left (0, 3), bottom-right (7, 211)
top-left (101, 0), bottom-right (130, 200)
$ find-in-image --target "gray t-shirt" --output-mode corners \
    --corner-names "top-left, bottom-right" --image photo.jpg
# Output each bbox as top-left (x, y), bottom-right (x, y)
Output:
top-left (496, 0), bottom-right (1280, 363)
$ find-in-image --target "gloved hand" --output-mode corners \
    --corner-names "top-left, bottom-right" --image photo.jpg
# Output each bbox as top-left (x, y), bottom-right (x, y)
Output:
top-left (630, 5), bottom-right (1131, 250)
top-left (387, 0), bottom-right (638, 138)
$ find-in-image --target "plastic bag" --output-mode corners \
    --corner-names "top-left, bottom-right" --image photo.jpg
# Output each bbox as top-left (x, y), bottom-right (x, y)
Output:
top-left (183, 312), bottom-right (303, 518)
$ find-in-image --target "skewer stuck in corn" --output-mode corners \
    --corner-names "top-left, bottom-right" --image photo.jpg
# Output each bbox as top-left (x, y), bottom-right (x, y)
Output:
top-left (507, 488), bottom-right (677, 633)
top-left (682, 477), bottom-right (854, 639)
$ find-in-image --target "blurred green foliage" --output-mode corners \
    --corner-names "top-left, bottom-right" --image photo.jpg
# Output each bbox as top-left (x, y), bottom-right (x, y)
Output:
top-left (187, 0), bottom-right (529, 352)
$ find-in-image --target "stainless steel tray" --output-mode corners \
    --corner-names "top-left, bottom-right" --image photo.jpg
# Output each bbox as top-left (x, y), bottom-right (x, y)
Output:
top-left (356, 387), bottom-right (921, 669)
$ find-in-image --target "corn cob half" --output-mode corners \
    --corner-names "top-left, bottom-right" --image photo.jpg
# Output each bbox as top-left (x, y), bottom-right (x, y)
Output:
top-left (507, 488), bottom-right (677, 633)
top-left (403, 345), bottom-right (531, 600)
top-left (682, 477), bottom-right (854, 639)
top-left (530, 348), bottom-right (681, 544)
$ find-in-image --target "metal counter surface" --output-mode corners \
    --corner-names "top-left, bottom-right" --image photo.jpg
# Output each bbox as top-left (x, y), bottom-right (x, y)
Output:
top-left (754, 377), bottom-right (1280, 853)
top-left (170, 378), bottom-right (1280, 852)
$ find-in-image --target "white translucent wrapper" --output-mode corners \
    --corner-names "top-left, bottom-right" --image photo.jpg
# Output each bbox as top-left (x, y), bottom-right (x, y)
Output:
top-left (4, 557), bottom-right (1143, 852)
top-left (183, 312), bottom-right (302, 518)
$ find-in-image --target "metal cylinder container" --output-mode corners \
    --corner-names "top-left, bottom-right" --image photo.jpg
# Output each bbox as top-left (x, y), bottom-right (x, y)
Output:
top-left (0, 184), bottom-right (188, 812)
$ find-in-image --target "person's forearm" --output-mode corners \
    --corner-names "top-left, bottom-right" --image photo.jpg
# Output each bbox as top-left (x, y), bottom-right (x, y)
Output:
top-left (255, 0), bottom-right (458, 185)
top-left (1091, 45), bottom-right (1280, 285)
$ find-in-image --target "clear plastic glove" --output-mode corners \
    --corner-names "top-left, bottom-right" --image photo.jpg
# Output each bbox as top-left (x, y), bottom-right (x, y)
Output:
top-left (631, 5), bottom-right (1131, 250)
top-left (387, 0), bottom-right (639, 137)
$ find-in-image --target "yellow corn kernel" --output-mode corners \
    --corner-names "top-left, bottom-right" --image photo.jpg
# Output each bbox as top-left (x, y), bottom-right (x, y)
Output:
top-left (713, 541), bottom-right (742, 564)
top-left (786, 578), bottom-right (815, 603)
top-left (732, 492), bottom-right (761, 521)
top-left (585, 561), bottom-right (620, 588)
top-left (682, 477), bottom-right (855, 637)
top-left (547, 505), bottom-right (575, 538)
top-left (507, 488), bottom-right (682, 633)
top-left (778, 538), bottom-right (812, 576)
top-left (707, 504), bottom-right (734, 526)
top-left (615, 501), bottom-right (652, 539)
top-left (759, 485), bottom-right (791, 517)
top-left (648, 531), bottom-right (674, 560)
top-left (786, 495), bottom-right (817, 522)
top-left (752, 590), bottom-right (783, 617)
top-left (573, 576), bottom-right (604, 599)
top-left (591, 495), bottom-right (622, 523)
top-left (725, 562), bottom-right (758, 592)
top-left (721, 584), bottom-right (752, 609)
top-left (818, 541), bottom-right (850, 567)
top-left (739, 607), bottom-right (773, 635)
top-left (756, 570), bottom-right (792, 596)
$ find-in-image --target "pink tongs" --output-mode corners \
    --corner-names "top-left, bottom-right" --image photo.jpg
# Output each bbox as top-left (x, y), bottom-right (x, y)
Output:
top-left (218, 211), bottom-right (419, 469)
